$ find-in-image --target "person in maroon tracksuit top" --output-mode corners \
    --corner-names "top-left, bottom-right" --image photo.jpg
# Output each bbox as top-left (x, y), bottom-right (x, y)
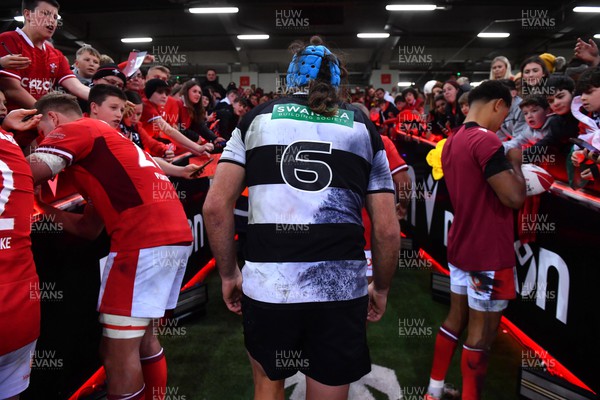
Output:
top-left (424, 81), bottom-right (526, 400)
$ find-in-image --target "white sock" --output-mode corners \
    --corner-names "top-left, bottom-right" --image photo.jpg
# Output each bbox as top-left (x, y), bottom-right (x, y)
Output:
top-left (427, 378), bottom-right (444, 398)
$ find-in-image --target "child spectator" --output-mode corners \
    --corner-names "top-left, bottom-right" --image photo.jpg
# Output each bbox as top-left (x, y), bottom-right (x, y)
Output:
top-left (213, 97), bottom-right (251, 140)
top-left (503, 95), bottom-right (555, 151)
top-left (141, 78), bottom-right (214, 156)
top-left (0, 0), bottom-right (90, 112)
top-left (570, 67), bottom-right (600, 182)
top-left (88, 84), bottom-right (126, 129)
top-left (121, 90), bottom-right (174, 160)
top-left (394, 94), bottom-right (406, 113)
top-left (522, 75), bottom-right (579, 162)
top-left (88, 86), bottom-right (198, 178)
top-left (402, 87), bottom-right (425, 114)
top-left (215, 89), bottom-right (238, 112)
top-left (98, 54), bottom-right (115, 66)
top-left (496, 79), bottom-right (526, 141)
top-left (73, 45), bottom-right (101, 86)
top-left (458, 92), bottom-right (470, 117)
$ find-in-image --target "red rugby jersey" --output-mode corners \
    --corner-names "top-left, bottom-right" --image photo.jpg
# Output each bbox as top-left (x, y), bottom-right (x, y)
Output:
top-left (34, 118), bottom-right (192, 251)
top-left (442, 122), bottom-right (515, 271)
top-left (0, 129), bottom-right (40, 355)
top-left (363, 135), bottom-right (407, 251)
top-left (141, 97), bottom-right (188, 154)
top-left (0, 28), bottom-right (75, 108)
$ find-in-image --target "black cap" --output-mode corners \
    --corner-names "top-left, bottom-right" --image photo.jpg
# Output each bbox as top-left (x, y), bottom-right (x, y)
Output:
top-left (145, 78), bottom-right (170, 99)
top-left (92, 64), bottom-right (126, 86)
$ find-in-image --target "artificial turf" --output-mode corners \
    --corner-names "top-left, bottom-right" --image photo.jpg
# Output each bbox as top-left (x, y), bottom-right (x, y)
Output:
top-left (161, 266), bottom-right (523, 399)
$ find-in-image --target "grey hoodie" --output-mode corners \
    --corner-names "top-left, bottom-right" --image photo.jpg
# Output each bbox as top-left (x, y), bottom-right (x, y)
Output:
top-left (503, 114), bottom-right (557, 152)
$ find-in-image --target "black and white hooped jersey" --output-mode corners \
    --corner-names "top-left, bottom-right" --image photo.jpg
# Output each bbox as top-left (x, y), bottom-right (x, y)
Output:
top-left (220, 95), bottom-right (393, 304)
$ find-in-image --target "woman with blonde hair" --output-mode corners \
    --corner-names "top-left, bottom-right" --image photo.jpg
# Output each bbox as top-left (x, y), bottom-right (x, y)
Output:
top-left (489, 56), bottom-right (513, 80)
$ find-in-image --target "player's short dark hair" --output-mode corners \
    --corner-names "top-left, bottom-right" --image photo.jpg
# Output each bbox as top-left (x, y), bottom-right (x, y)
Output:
top-left (206, 68), bottom-right (217, 74)
top-left (226, 89), bottom-right (238, 98)
top-left (497, 78), bottom-right (516, 91)
top-left (467, 80), bottom-right (512, 108)
top-left (576, 68), bottom-right (600, 95)
top-left (35, 92), bottom-right (82, 117)
top-left (394, 94), bottom-right (405, 104)
top-left (22, 0), bottom-right (59, 14)
top-left (546, 74), bottom-right (575, 94)
top-left (520, 95), bottom-right (549, 110)
top-left (125, 90), bottom-right (143, 105)
top-left (89, 84), bottom-right (126, 107)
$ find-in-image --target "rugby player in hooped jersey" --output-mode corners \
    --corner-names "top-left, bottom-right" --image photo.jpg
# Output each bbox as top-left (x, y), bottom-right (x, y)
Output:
top-left (424, 81), bottom-right (526, 400)
top-left (204, 36), bottom-right (400, 400)
top-left (26, 93), bottom-right (197, 400)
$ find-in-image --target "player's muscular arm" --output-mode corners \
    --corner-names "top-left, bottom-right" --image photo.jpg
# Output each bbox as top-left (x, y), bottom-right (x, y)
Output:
top-left (487, 147), bottom-right (526, 209)
top-left (61, 78), bottom-right (90, 100)
top-left (36, 200), bottom-right (104, 240)
top-left (365, 192), bottom-right (400, 322)
top-left (204, 162), bottom-right (245, 278)
top-left (0, 77), bottom-right (36, 108)
top-left (203, 162), bottom-right (245, 314)
top-left (27, 154), bottom-right (60, 185)
top-left (366, 192), bottom-right (400, 292)
top-left (154, 117), bottom-right (214, 157)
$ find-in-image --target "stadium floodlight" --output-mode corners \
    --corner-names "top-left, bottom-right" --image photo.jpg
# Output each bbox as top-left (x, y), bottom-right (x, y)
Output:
top-left (237, 34), bottom-right (269, 40)
top-left (573, 6), bottom-right (600, 12)
top-left (357, 33), bottom-right (391, 39)
top-left (477, 32), bottom-right (510, 38)
top-left (386, 4), bottom-right (436, 11)
top-left (189, 7), bottom-right (239, 14)
top-left (121, 37), bottom-right (153, 43)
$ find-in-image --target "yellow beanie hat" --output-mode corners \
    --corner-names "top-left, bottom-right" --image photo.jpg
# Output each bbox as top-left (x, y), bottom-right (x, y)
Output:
top-left (539, 53), bottom-right (556, 73)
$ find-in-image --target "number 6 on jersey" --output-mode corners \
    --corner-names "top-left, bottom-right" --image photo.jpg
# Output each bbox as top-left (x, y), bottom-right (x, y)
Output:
top-left (279, 140), bottom-right (333, 192)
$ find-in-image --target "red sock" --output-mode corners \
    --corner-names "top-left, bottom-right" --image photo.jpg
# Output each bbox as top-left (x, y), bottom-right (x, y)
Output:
top-left (141, 348), bottom-right (167, 400)
top-left (461, 345), bottom-right (489, 400)
top-left (430, 324), bottom-right (460, 380)
top-left (107, 385), bottom-right (146, 400)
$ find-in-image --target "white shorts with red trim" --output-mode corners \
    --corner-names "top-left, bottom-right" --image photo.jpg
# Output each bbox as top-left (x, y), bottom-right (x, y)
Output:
top-left (98, 244), bottom-right (192, 318)
top-left (449, 264), bottom-right (517, 312)
top-left (0, 340), bottom-right (36, 399)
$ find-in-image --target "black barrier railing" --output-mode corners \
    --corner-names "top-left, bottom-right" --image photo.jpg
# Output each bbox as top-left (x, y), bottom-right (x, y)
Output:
top-left (395, 132), bottom-right (599, 397)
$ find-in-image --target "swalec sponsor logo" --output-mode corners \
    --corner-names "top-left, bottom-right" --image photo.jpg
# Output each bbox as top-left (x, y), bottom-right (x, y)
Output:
top-left (272, 104), bottom-right (354, 128)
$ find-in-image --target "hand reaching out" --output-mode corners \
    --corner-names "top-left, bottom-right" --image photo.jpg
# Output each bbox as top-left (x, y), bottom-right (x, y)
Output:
top-left (2, 109), bottom-right (42, 132)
